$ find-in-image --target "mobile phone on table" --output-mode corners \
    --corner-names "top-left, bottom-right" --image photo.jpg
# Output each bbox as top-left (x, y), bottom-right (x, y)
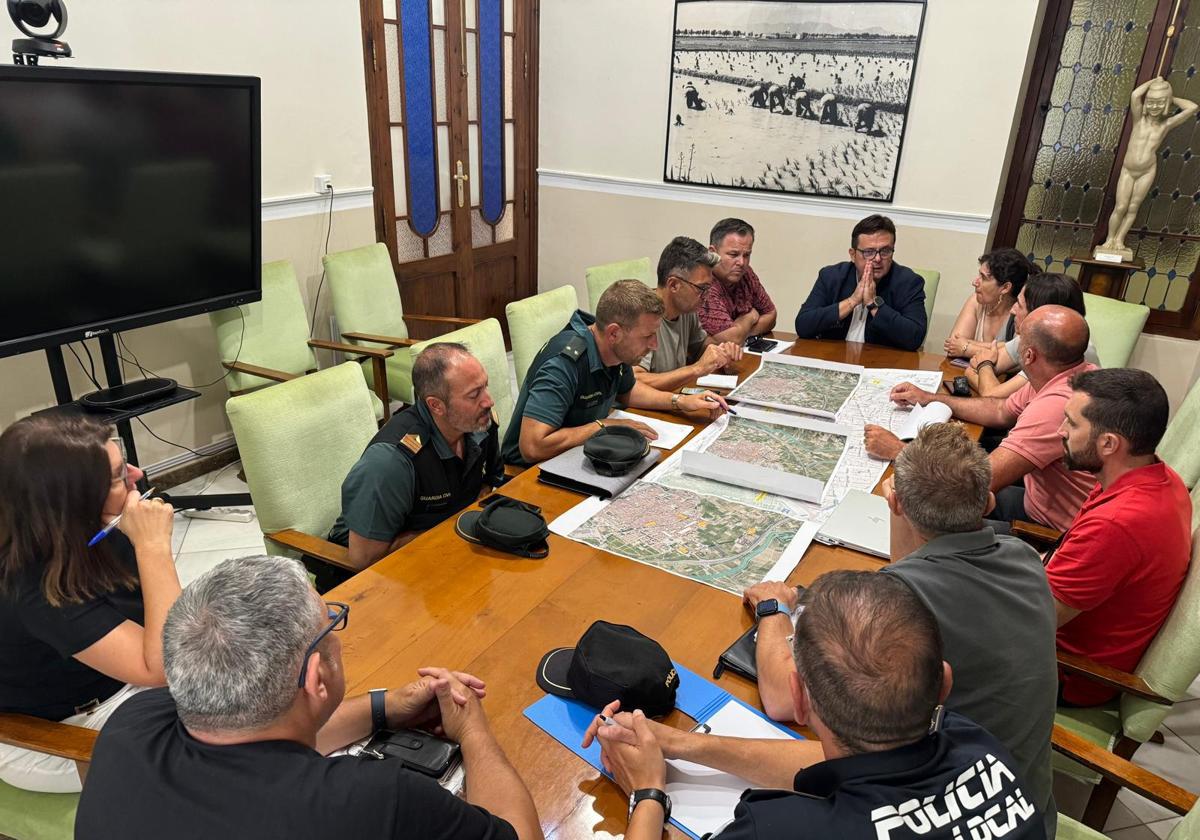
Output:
top-left (680, 387), bottom-right (707, 395)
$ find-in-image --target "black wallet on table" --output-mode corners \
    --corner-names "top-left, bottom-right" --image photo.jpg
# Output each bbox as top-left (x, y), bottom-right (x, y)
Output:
top-left (713, 624), bottom-right (759, 682)
top-left (359, 728), bottom-right (461, 777)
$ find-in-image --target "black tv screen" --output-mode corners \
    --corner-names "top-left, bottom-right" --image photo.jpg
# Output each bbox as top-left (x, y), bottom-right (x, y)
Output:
top-left (0, 66), bottom-right (261, 358)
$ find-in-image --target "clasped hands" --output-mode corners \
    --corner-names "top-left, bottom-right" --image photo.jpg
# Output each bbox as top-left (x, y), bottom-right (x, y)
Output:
top-left (847, 262), bottom-right (878, 313)
top-left (695, 340), bottom-right (744, 375)
top-left (382, 666), bottom-right (490, 742)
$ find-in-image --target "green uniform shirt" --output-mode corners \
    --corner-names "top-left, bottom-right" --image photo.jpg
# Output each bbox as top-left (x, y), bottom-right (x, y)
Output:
top-left (502, 310), bottom-right (636, 465)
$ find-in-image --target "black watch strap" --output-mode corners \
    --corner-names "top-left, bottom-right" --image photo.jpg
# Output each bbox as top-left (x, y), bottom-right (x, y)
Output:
top-left (369, 688), bottom-right (387, 732)
top-left (631, 788), bottom-right (671, 822)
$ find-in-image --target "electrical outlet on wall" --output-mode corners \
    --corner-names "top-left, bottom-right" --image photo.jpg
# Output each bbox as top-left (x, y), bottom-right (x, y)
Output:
top-left (313, 174), bottom-right (333, 193)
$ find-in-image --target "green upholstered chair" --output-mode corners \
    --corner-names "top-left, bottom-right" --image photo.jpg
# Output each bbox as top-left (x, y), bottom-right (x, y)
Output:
top-left (324, 243), bottom-right (477, 406)
top-left (1159, 376), bottom-right (1200, 490)
top-left (210, 259), bottom-right (393, 421)
top-left (1082, 293), bottom-right (1149, 368)
top-left (505, 285), bottom-right (578, 390)
top-left (0, 714), bottom-right (96, 840)
top-left (1051, 525), bottom-right (1200, 829)
top-left (915, 268), bottom-right (940, 329)
top-left (585, 257), bottom-right (655, 313)
top-left (225, 362), bottom-right (378, 574)
top-left (411, 318), bottom-right (514, 441)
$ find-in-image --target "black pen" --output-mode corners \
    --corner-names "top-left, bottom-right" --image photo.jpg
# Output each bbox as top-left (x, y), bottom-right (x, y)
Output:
top-left (704, 395), bottom-right (738, 415)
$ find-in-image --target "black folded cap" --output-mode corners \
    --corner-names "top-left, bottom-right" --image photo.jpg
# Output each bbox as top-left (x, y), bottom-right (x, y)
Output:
top-left (456, 496), bottom-right (549, 558)
top-left (584, 426), bottom-right (651, 476)
top-left (536, 620), bottom-right (679, 717)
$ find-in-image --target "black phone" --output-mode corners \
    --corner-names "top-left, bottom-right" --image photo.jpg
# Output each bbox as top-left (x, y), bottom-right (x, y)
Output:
top-left (745, 336), bottom-right (777, 352)
top-left (950, 376), bottom-right (972, 397)
top-left (478, 493), bottom-right (505, 508)
top-left (360, 728), bottom-right (460, 777)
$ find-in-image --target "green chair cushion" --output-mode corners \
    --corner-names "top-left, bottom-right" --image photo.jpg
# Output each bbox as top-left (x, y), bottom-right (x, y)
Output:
top-left (1053, 702), bottom-right (1120, 785)
top-left (1082, 293), bottom-right (1149, 369)
top-left (506, 285), bottom-right (578, 390)
top-left (0, 780), bottom-right (78, 840)
top-left (1055, 813), bottom-right (1109, 840)
top-left (1159, 377), bottom-right (1200, 490)
top-left (585, 257), bottom-right (655, 313)
top-left (915, 268), bottom-right (940, 329)
top-left (411, 318), bottom-right (514, 441)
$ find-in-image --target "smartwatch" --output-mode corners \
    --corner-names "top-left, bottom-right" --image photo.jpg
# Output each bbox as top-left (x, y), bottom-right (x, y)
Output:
top-left (868, 295), bottom-right (883, 312)
top-left (629, 788), bottom-right (671, 822)
top-left (755, 598), bottom-right (784, 621)
top-left (369, 688), bottom-right (388, 733)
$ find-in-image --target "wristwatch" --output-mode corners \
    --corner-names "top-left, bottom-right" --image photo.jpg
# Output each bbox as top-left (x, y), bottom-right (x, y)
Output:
top-left (755, 598), bottom-right (785, 621)
top-left (629, 788), bottom-right (672, 822)
top-left (670, 393), bottom-right (682, 411)
top-left (369, 688), bottom-right (388, 733)
top-left (868, 295), bottom-right (883, 312)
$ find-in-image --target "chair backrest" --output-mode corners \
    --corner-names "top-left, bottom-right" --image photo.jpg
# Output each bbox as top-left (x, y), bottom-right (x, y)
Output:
top-left (0, 778), bottom-right (77, 840)
top-left (324, 242), bottom-right (409, 342)
top-left (506, 285), bottom-right (578, 390)
top-left (1169, 798), bottom-right (1200, 840)
top-left (1159, 376), bottom-right (1200, 490)
top-left (1121, 526), bottom-right (1200, 741)
top-left (1082, 293), bottom-right (1149, 368)
top-left (225, 362), bottom-right (378, 553)
top-left (410, 318), bottom-right (514, 440)
top-left (210, 260), bottom-right (317, 393)
top-left (585, 257), bottom-right (655, 312)
top-left (914, 268), bottom-right (940, 327)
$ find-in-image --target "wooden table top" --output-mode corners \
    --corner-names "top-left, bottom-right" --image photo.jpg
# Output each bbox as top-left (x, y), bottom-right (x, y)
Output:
top-left (328, 336), bottom-right (969, 839)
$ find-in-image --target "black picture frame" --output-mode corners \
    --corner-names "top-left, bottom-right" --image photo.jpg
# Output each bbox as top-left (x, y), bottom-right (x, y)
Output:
top-left (663, 0), bottom-right (927, 203)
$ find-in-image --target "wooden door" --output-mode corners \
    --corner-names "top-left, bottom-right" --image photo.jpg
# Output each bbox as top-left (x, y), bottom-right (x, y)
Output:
top-left (360, 0), bottom-right (538, 340)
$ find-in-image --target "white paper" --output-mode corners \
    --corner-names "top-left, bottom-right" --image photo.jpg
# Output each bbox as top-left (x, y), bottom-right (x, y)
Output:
top-left (893, 400), bottom-right (953, 441)
top-left (681, 450), bottom-right (826, 502)
top-left (695, 373), bottom-right (739, 390)
top-left (607, 409), bottom-right (693, 450)
top-left (666, 701), bottom-right (796, 838)
top-left (760, 520), bottom-right (820, 581)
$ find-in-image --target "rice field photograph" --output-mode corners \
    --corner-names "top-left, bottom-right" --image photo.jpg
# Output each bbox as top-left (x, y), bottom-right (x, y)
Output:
top-left (663, 0), bottom-right (926, 201)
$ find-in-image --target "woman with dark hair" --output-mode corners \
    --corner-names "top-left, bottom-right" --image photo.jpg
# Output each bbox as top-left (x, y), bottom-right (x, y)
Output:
top-left (0, 415), bottom-right (179, 793)
top-left (966, 272), bottom-right (1101, 399)
top-left (943, 248), bottom-right (1035, 359)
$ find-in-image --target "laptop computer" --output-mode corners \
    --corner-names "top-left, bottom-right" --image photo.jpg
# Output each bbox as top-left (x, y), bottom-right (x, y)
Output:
top-left (815, 489), bottom-right (891, 559)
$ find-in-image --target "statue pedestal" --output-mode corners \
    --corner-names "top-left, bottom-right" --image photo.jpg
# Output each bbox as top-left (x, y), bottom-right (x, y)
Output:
top-left (1071, 255), bottom-right (1143, 299)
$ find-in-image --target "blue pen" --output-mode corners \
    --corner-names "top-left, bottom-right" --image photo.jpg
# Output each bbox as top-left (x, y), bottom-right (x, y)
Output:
top-left (88, 487), bottom-right (156, 547)
top-left (704, 395), bottom-right (738, 416)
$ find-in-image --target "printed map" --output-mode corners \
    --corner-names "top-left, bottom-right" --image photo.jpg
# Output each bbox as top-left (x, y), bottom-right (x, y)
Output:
top-left (568, 482), bottom-right (803, 595)
top-left (730, 360), bottom-right (860, 416)
top-left (706, 415), bottom-right (846, 484)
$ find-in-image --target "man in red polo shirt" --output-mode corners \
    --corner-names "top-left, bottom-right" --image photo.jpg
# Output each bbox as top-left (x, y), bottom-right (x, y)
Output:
top-left (1049, 368), bottom-right (1192, 706)
top-left (699, 218), bottom-right (777, 344)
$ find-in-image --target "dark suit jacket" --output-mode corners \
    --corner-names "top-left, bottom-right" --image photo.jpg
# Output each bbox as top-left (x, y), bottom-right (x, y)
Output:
top-left (793, 261), bottom-right (928, 351)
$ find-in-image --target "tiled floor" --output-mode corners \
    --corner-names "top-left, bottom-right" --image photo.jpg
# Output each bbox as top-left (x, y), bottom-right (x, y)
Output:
top-left (170, 452), bottom-right (1200, 840)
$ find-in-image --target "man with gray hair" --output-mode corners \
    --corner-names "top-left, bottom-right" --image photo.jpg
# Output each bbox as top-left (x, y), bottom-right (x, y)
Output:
top-left (503, 278), bottom-right (729, 466)
top-left (634, 236), bottom-right (744, 391)
top-left (745, 423), bottom-right (1058, 836)
top-left (329, 341), bottom-right (504, 570)
top-left (76, 555), bottom-right (542, 840)
top-left (584, 570), bottom-right (1045, 840)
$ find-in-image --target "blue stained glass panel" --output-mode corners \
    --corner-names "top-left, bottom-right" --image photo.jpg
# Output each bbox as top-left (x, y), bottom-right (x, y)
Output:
top-left (401, 0), bottom-right (438, 236)
top-left (479, 0), bottom-right (505, 225)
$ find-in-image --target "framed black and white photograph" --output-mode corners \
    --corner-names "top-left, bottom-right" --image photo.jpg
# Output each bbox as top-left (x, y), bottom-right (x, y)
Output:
top-left (663, 0), bottom-right (926, 202)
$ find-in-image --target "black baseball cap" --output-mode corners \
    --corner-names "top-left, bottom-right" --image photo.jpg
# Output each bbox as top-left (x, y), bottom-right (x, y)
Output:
top-left (584, 426), bottom-right (651, 476)
top-left (536, 621), bottom-right (679, 717)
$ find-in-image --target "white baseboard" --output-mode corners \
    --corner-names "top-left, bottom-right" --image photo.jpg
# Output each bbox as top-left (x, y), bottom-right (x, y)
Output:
top-left (143, 433), bottom-right (237, 478)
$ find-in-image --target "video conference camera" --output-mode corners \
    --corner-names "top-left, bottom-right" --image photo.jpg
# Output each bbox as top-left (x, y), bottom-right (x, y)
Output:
top-left (9, 0), bottom-right (71, 65)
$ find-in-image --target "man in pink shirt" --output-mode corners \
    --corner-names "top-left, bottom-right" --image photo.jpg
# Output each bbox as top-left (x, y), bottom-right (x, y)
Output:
top-left (874, 305), bottom-right (1097, 531)
top-left (698, 218), bottom-right (777, 343)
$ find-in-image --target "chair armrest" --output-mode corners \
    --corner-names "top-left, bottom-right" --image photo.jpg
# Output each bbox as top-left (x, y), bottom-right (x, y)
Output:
top-left (265, 530), bottom-right (360, 574)
top-left (1011, 520), bottom-right (1062, 547)
top-left (307, 339), bottom-right (395, 360)
top-left (1052, 724), bottom-right (1196, 815)
top-left (0, 713), bottom-right (98, 762)
top-left (401, 314), bottom-right (481, 327)
top-left (341, 331), bottom-right (418, 348)
top-left (503, 463), bottom-right (526, 479)
top-left (222, 361), bottom-right (299, 383)
top-left (1057, 650), bottom-right (1172, 705)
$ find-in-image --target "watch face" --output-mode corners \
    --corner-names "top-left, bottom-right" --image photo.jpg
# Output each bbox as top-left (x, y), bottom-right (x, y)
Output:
top-left (873, 295), bottom-right (884, 308)
top-left (756, 598), bottom-right (780, 618)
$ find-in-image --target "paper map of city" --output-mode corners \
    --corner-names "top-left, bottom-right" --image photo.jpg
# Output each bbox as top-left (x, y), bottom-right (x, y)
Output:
top-left (727, 354), bottom-right (862, 418)
top-left (559, 481), bottom-right (810, 595)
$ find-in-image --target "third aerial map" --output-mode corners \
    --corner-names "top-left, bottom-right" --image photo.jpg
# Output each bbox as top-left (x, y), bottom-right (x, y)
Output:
top-left (706, 415), bottom-right (846, 484)
top-left (729, 359), bottom-right (861, 417)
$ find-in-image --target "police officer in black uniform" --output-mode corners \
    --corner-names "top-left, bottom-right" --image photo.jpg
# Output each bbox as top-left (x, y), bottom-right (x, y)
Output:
top-left (329, 342), bottom-right (503, 570)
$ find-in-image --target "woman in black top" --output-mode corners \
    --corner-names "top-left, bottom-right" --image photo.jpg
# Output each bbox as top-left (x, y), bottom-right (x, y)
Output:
top-left (0, 415), bottom-right (180, 793)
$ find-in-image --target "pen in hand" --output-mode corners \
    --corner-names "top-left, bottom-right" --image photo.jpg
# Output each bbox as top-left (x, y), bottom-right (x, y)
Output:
top-left (704, 395), bottom-right (738, 415)
top-left (88, 487), bottom-right (156, 547)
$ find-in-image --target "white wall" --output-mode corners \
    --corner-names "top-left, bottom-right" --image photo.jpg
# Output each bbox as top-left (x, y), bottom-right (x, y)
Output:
top-left (0, 0), bottom-right (378, 468)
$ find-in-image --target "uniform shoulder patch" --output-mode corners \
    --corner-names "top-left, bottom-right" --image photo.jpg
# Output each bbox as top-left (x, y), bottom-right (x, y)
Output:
top-left (400, 433), bottom-right (423, 454)
top-left (558, 334), bottom-right (588, 361)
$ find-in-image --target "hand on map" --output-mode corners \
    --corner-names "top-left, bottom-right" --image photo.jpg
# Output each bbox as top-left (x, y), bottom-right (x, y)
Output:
top-left (582, 700), bottom-right (670, 792)
top-left (605, 418), bottom-right (660, 441)
top-left (678, 390), bottom-right (729, 418)
top-left (889, 381), bottom-right (934, 408)
top-left (863, 424), bottom-right (905, 461)
top-left (743, 580), bottom-right (799, 612)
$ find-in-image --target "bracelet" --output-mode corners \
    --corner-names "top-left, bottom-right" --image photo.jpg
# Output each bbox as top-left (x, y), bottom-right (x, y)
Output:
top-left (369, 688), bottom-right (388, 733)
top-left (670, 393), bottom-right (682, 412)
top-left (975, 360), bottom-right (996, 373)
top-left (595, 419), bottom-right (605, 430)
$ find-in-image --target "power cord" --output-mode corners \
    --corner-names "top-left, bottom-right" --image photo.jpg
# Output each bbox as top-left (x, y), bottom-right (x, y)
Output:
top-left (309, 183), bottom-right (336, 337)
top-left (114, 306), bottom-right (246, 390)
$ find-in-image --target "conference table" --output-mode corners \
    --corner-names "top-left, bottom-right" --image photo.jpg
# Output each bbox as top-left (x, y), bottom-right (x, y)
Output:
top-left (329, 335), bottom-right (972, 839)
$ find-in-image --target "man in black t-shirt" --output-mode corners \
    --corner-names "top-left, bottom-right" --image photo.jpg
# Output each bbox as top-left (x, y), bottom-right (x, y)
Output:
top-left (76, 555), bottom-right (542, 840)
top-left (582, 572), bottom-right (1045, 840)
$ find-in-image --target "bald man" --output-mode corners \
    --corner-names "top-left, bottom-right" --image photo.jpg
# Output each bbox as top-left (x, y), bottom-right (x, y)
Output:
top-left (872, 305), bottom-right (1098, 531)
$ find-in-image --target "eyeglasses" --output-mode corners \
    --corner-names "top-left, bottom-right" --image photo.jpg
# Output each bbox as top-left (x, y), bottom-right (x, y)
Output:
top-left (672, 275), bottom-right (712, 298)
top-left (110, 436), bottom-right (129, 486)
top-left (297, 601), bottom-right (349, 687)
top-left (855, 247), bottom-right (895, 259)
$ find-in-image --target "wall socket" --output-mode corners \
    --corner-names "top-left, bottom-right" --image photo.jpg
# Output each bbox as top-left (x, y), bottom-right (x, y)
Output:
top-left (313, 174), bottom-right (333, 193)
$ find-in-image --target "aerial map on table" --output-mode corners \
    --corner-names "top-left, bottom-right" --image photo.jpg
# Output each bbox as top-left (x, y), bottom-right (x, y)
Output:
top-left (728, 355), bottom-right (862, 418)
top-left (706, 415), bottom-right (846, 485)
top-left (567, 481), bottom-right (805, 595)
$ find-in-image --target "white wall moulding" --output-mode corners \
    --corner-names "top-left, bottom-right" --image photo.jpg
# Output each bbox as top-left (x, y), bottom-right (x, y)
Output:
top-left (143, 434), bottom-right (237, 479)
top-left (261, 186), bottom-right (375, 222)
top-left (537, 169), bottom-right (990, 236)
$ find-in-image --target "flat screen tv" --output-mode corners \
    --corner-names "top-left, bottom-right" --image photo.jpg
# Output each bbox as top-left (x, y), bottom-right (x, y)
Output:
top-left (0, 66), bottom-right (261, 359)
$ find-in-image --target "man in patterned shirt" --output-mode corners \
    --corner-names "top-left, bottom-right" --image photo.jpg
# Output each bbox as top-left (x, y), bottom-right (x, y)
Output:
top-left (699, 218), bottom-right (778, 344)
